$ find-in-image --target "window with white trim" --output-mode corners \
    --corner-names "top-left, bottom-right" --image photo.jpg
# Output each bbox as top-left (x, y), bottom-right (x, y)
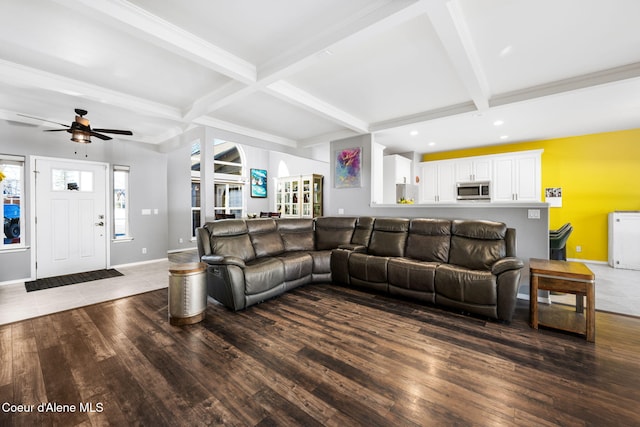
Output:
top-left (113, 165), bottom-right (130, 240)
top-left (191, 142), bottom-right (201, 238)
top-left (1, 154), bottom-right (25, 249)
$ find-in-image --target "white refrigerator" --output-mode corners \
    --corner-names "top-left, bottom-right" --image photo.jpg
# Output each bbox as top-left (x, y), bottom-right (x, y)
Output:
top-left (608, 211), bottom-right (640, 270)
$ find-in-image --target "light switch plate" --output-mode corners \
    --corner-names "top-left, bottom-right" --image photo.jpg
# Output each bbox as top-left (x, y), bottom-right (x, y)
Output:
top-left (527, 209), bottom-right (540, 219)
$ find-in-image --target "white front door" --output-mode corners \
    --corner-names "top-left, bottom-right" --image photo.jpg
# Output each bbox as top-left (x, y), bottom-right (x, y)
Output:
top-left (35, 158), bottom-right (108, 278)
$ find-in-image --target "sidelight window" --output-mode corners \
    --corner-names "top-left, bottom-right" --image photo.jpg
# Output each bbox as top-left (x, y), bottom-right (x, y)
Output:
top-left (1, 154), bottom-right (25, 249)
top-left (113, 165), bottom-right (130, 240)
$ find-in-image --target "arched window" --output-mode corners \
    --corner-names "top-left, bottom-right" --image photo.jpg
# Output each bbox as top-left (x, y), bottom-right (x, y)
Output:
top-left (213, 139), bottom-right (244, 219)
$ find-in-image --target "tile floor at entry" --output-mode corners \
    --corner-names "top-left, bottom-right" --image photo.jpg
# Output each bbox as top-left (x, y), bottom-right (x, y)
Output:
top-left (0, 251), bottom-right (639, 325)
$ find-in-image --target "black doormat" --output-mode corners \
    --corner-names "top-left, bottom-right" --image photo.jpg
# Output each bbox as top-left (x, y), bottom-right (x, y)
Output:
top-left (25, 269), bottom-right (124, 292)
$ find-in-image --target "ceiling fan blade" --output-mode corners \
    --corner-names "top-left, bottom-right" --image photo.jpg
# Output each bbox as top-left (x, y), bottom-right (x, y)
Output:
top-left (93, 128), bottom-right (133, 136)
top-left (17, 113), bottom-right (69, 128)
top-left (89, 131), bottom-right (112, 141)
top-left (43, 129), bottom-right (71, 132)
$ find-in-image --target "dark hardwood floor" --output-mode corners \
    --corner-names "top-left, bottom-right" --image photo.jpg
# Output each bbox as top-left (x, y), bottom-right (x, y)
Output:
top-left (2, 268), bottom-right (640, 425)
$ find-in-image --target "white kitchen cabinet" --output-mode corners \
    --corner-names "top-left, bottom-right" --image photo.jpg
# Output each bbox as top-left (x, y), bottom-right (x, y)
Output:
top-left (383, 154), bottom-right (412, 203)
top-left (420, 161), bottom-right (456, 203)
top-left (455, 157), bottom-right (492, 182)
top-left (609, 211), bottom-right (640, 270)
top-left (492, 151), bottom-right (541, 202)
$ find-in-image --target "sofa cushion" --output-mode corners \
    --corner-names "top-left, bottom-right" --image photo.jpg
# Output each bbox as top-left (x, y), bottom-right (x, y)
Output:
top-left (406, 219), bottom-right (451, 262)
top-left (206, 220), bottom-right (256, 262)
top-left (351, 216), bottom-right (374, 246)
top-left (349, 252), bottom-right (388, 283)
top-left (388, 258), bottom-right (437, 293)
top-left (435, 264), bottom-right (497, 306)
top-left (277, 252), bottom-right (313, 281)
top-left (368, 218), bottom-right (409, 257)
top-left (277, 219), bottom-right (315, 252)
top-left (315, 217), bottom-right (356, 250)
top-left (310, 250), bottom-right (331, 274)
top-left (247, 219), bottom-right (285, 258)
top-left (244, 258), bottom-right (285, 295)
top-left (448, 220), bottom-right (507, 270)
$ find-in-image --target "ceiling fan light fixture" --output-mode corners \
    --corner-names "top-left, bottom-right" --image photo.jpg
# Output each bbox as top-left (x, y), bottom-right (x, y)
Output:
top-left (71, 129), bottom-right (91, 144)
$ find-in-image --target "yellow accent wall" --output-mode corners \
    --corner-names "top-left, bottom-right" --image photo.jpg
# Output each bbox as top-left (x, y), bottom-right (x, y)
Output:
top-left (422, 128), bottom-right (640, 262)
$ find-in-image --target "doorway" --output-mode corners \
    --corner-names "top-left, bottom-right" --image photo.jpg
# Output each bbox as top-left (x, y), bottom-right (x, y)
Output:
top-left (34, 157), bottom-right (108, 279)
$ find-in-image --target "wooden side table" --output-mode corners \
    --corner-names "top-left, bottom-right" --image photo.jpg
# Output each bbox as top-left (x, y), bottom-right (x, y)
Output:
top-left (529, 258), bottom-right (596, 342)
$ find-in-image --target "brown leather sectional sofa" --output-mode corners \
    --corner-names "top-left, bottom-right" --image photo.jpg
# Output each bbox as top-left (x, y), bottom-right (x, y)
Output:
top-left (196, 216), bottom-right (524, 322)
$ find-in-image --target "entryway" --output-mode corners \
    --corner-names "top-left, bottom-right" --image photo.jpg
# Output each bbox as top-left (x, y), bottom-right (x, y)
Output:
top-left (34, 157), bottom-right (108, 279)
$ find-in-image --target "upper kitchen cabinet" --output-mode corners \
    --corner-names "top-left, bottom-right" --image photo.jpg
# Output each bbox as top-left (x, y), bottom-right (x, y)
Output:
top-left (419, 149), bottom-right (542, 203)
top-left (492, 150), bottom-right (542, 202)
top-left (455, 157), bottom-right (492, 182)
top-left (420, 160), bottom-right (456, 203)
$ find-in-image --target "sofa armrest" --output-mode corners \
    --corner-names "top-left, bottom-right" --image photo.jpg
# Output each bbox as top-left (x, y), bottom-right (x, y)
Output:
top-left (196, 227), bottom-right (212, 258)
top-left (201, 254), bottom-right (224, 264)
top-left (201, 254), bottom-right (246, 268)
top-left (491, 257), bottom-right (524, 275)
top-left (338, 243), bottom-right (367, 253)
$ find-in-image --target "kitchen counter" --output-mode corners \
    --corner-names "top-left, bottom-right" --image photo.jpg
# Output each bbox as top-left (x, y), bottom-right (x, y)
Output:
top-left (371, 202), bottom-right (549, 209)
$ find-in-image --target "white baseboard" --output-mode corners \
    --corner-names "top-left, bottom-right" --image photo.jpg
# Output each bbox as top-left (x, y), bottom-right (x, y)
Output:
top-left (566, 258), bottom-right (608, 265)
top-left (0, 277), bottom-right (34, 287)
top-left (110, 257), bottom-right (168, 269)
top-left (517, 292), bottom-right (551, 304)
top-left (167, 247), bottom-right (197, 254)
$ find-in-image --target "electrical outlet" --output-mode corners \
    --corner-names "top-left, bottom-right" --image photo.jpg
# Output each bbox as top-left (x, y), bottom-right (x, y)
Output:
top-left (527, 209), bottom-right (540, 219)
top-left (179, 238), bottom-right (184, 244)
top-left (576, 245), bottom-right (582, 253)
top-left (142, 247), bottom-right (147, 254)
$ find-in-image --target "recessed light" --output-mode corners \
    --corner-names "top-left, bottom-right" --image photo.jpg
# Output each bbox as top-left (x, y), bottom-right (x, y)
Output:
top-left (428, 142), bottom-right (436, 146)
top-left (410, 130), bottom-right (419, 136)
top-left (500, 135), bottom-right (509, 140)
top-left (493, 120), bottom-right (504, 126)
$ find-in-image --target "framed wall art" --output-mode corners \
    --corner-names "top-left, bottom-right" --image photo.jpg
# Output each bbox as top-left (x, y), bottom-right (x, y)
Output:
top-left (334, 147), bottom-right (362, 188)
top-left (250, 168), bottom-right (267, 198)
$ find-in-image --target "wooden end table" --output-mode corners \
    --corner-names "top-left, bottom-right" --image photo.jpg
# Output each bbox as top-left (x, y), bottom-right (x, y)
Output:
top-left (529, 258), bottom-right (596, 342)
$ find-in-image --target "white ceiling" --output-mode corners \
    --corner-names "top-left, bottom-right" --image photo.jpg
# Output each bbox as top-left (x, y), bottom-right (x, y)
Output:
top-left (1, 0), bottom-right (640, 154)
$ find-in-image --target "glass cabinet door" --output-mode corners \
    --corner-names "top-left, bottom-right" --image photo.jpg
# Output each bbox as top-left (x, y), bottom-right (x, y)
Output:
top-left (276, 175), bottom-right (322, 218)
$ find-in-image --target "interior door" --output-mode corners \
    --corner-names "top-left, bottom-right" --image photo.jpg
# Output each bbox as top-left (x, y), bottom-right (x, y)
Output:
top-left (35, 158), bottom-right (107, 278)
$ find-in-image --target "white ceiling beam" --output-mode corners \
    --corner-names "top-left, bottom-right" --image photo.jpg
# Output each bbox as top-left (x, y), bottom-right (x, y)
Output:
top-left (51, 0), bottom-right (256, 84)
top-left (425, 0), bottom-right (490, 111)
top-left (266, 81), bottom-right (369, 133)
top-left (258, 0), bottom-right (427, 84)
top-left (369, 101), bottom-right (477, 132)
top-left (192, 116), bottom-right (298, 148)
top-left (491, 62), bottom-right (640, 107)
top-left (182, 81), bottom-right (255, 122)
top-left (0, 59), bottom-right (181, 121)
top-left (193, 1), bottom-right (428, 134)
top-left (298, 130), bottom-right (358, 148)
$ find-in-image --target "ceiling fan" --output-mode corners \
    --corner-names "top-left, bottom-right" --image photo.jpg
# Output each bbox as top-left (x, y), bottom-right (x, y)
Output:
top-left (18, 108), bottom-right (133, 143)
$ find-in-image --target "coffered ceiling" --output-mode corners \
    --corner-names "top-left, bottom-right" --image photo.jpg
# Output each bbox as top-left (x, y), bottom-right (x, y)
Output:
top-left (1, 0), bottom-right (639, 154)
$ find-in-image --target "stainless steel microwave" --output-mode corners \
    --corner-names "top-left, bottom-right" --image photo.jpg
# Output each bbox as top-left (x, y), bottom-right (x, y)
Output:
top-left (456, 181), bottom-right (490, 200)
